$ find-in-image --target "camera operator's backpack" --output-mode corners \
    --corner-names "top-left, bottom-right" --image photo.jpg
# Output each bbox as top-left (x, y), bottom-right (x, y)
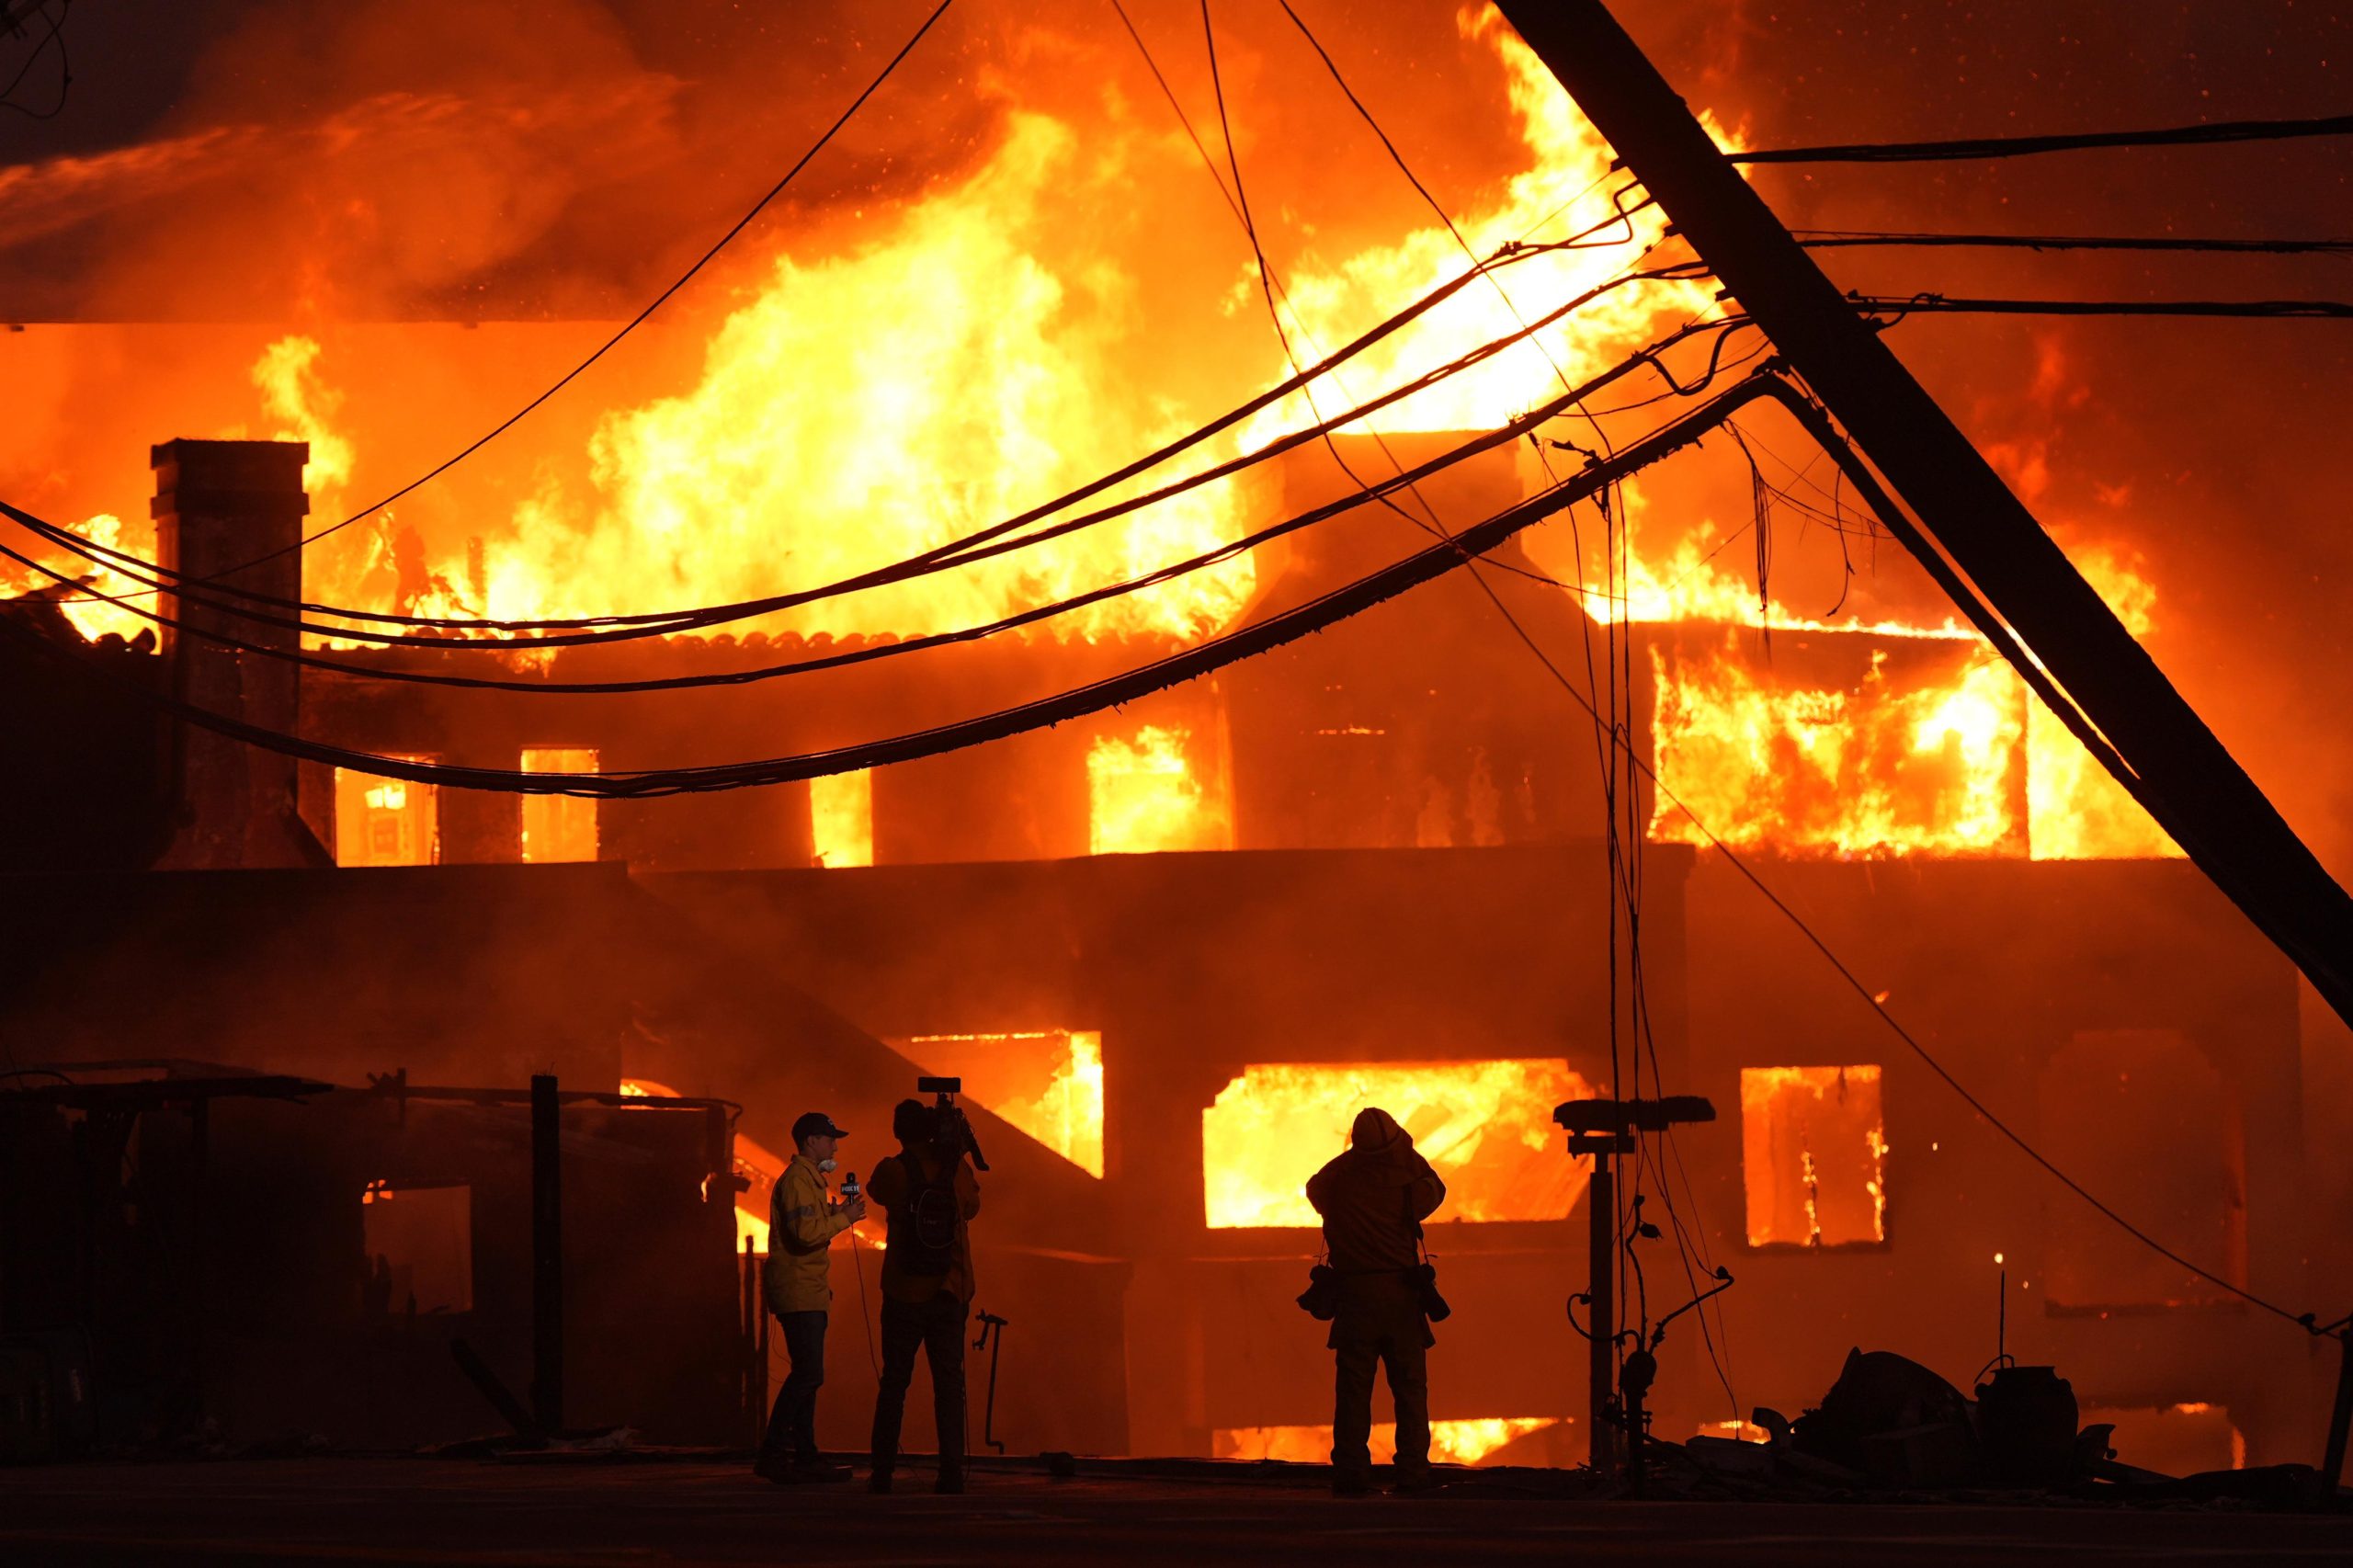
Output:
top-left (886, 1153), bottom-right (961, 1278)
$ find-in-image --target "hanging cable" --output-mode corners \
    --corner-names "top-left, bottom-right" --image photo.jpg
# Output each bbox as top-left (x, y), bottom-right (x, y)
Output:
top-left (9, 237), bottom-right (1687, 645)
top-left (1795, 229), bottom-right (2353, 257)
top-left (1730, 109), bottom-right (2353, 165)
top-left (0, 313), bottom-right (1738, 694)
top-left (1854, 293), bottom-right (2353, 320)
top-left (1274, 0), bottom-right (1736, 1403)
top-left (163, 0), bottom-right (960, 588)
top-left (0, 372), bottom-right (1779, 798)
top-left (1462, 386), bottom-right (2327, 1337)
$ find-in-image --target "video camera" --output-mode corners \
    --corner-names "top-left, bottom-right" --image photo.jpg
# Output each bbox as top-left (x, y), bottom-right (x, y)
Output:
top-left (916, 1075), bottom-right (990, 1172)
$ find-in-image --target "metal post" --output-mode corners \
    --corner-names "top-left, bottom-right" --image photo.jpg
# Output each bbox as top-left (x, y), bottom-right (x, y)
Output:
top-left (529, 1074), bottom-right (563, 1436)
top-left (1587, 1149), bottom-right (1616, 1471)
top-left (1491, 0), bottom-right (2353, 1031)
top-left (187, 1096), bottom-right (210, 1436)
top-left (974, 1311), bottom-right (1009, 1455)
top-left (743, 1235), bottom-right (761, 1445)
top-left (2323, 1328), bottom-right (2353, 1495)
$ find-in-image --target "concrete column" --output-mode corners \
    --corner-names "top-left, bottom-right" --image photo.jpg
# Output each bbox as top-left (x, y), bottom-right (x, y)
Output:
top-left (151, 438), bottom-right (315, 869)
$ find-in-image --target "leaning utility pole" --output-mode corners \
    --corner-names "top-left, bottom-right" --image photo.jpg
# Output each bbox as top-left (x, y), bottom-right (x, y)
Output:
top-left (1492, 0), bottom-right (2353, 1034)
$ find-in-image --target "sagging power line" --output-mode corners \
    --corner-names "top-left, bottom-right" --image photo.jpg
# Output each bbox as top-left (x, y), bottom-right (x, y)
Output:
top-left (1733, 108), bottom-right (2353, 165)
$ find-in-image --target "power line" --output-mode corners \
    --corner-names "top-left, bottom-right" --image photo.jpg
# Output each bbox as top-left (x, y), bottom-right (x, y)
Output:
top-left (1110, 0), bottom-right (1632, 605)
top-left (0, 369), bottom-right (1768, 798)
top-left (1731, 109), bottom-right (2353, 165)
top-left (12, 224), bottom-right (1645, 643)
top-left (0, 0), bottom-right (68, 120)
top-left (1854, 293), bottom-right (2353, 320)
top-left (4, 271), bottom-right (1712, 681)
top-left (0, 328), bottom-right (1682, 693)
top-left (171, 0), bottom-right (959, 585)
top-left (1797, 230), bottom-right (2353, 257)
top-left (1484, 383), bottom-right (2323, 1337)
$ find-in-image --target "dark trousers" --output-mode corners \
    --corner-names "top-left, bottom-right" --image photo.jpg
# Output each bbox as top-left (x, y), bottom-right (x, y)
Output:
top-left (869, 1290), bottom-right (967, 1477)
top-left (759, 1309), bottom-right (827, 1464)
top-left (1331, 1305), bottom-right (1431, 1483)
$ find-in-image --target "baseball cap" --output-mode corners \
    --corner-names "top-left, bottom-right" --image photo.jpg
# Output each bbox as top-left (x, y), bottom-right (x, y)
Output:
top-left (792, 1111), bottom-right (848, 1144)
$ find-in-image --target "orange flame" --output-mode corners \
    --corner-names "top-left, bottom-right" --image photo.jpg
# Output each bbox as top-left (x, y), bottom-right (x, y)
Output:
top-left (810, 770), bottom-right (875, 869)
top-left (1637, 516), bottom-right (2181, 861)
top-left (904, 1029), bottom-right (1106, 1177)
top-left (994, 1029), bottom-right (1106, 1177)
top-left (1087, 724), bottom-right (1233, 856)
top-left (1739, 1065), bottom-right (1886, 1248)
top-left (1215, 1416), bottom-right (1562, 1466)
top-left (1252, 8), bottom-right (1723, 439)
top-left (1202, 1059), bottom-right (1591, 1228)
top-left (463, 112), bottom-right (1264, 642)
top-left (1648, 635), bottom-right (2028, 859)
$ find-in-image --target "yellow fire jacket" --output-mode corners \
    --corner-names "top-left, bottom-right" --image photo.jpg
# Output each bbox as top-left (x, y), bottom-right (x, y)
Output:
top-left (762, 1153), bottom-right (852, 1315)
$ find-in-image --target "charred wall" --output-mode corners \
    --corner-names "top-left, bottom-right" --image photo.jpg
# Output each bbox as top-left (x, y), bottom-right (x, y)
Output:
top-left (0, 1077), bottom-right (739, 1450)
top-left (1682, 854), bottom-right (2313, 1461)
top-left (643, 842), bottom-right (1684, 1459)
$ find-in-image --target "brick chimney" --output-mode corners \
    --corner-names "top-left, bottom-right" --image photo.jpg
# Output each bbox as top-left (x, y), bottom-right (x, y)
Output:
top-left (151, 438), bottom-right (324, 869)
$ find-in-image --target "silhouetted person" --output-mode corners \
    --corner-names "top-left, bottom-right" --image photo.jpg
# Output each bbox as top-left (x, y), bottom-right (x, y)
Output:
top-left (755, 1111), bottom-right (865, 1483)
top-left (866, 1098), bottom-right (982, 1494)
top-left (1305, 1107), bottom-right (1446, 1495)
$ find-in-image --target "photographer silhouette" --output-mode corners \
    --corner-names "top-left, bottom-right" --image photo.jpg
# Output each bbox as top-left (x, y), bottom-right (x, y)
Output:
top-left (865, 1097), bottom-right (983, 1494)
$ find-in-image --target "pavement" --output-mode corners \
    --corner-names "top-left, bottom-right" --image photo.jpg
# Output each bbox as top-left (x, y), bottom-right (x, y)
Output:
top-left (4, 1454), bottom-right (2353, 1566)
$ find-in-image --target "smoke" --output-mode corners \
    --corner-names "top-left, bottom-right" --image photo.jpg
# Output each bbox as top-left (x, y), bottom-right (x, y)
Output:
top-left (1, 0), bottom-right (1009, 323)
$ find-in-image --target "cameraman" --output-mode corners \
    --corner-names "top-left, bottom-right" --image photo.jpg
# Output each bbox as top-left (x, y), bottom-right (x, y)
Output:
top-left (754, 1111), bottom-right (865, 1484)
top-left (865, 1098), bottom-right (982, 1494)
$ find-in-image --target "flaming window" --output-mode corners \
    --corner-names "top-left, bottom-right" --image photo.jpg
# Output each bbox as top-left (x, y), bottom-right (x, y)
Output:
top-left (1648, 634), bottom-right (2029, 859)
top-left (1087, 724), bottom-right (1233, 856)
top-left (902, 1030), bottom-right (1105, 1177)
top-left (811, 770), bottom-right (873, 869)
top-left (333, 759), bottom-right (438, 867)
top-left (1214, 1418), bottom-right (1563, 1467)
top-left (1740, 1066), bottom-right (1888, 1248)
top-left (519, 747), bottom-right (598, 863)
top-left (1201, 1061), bottom-right (1592, 1229)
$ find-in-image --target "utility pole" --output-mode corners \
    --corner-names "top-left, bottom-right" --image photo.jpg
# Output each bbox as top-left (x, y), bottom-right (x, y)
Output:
top-left (1492, 0), bottom-right (2353, 1033)
top-left (530, 1074), bottom-right (564, 1437)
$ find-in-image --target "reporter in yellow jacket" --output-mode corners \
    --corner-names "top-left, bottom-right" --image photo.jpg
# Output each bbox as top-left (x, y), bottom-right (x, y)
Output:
top-left (754, 1112), bottom-right (866, 1483)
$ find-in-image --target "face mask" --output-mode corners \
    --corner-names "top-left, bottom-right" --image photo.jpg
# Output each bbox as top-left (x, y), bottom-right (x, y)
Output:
top-left (817, 1157), bottom-right (838, 1174)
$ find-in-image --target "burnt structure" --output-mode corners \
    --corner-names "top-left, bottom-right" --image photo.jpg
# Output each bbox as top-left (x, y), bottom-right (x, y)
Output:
top-left (0, 1058), bottom-right (739, 1453)
top-left (0, 433), bottom-right (2324, 1471)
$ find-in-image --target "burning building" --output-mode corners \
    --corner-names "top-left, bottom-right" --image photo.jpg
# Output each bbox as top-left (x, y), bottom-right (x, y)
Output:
top-left (0, 0), bottom-right (2339, 1478)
